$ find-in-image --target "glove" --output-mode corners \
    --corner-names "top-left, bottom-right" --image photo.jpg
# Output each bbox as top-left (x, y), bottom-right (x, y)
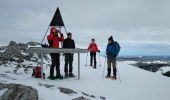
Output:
top-left (60, 33), bottom-right (63, 36)
top-left (98, 50), bottom-right (100, 52)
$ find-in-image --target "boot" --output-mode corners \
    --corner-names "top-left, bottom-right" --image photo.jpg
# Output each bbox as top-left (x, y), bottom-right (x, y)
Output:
top-left (106, 68), bottom-right (111, 78)
top-left (94, 60), bottom-right (97, 69)
top-left (56, 74), bottom-right (63, 79)
top-left (112, 68), bottom-right (117, 80)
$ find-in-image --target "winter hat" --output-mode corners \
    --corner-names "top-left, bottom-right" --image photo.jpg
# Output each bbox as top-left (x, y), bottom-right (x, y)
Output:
top-left (67, 32), bottom-right (72, 36)
top-left (108, 36), bottom-right (113, 41)
top-left (91, 38), bottom-right (95, 41)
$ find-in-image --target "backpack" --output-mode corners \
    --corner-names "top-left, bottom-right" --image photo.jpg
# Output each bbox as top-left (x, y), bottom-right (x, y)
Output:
top-left (32, 66), bottom-right (45, 79)
top-left (113, 41), bottom-right (121, 57)
top-left (107, 41), bottom-right (121, 57)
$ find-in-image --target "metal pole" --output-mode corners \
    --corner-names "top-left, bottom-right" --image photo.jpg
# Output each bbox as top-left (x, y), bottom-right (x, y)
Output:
top-left (64, 26), bottom-right (68, 34)
top-left (78, 53), bottom-right (80, 80)
top-left (41, 52), bottom-right (44, 79)
top-left (102, 56), bottom-right (107, 78)
top-left (117, 66), bottom-right (121, 83)
top-left (85, 52), bottom-right (88, 66)
top-left (99, 52), bottom-right (101, 66)
top-left (41, 26), bottom-right (50, 44)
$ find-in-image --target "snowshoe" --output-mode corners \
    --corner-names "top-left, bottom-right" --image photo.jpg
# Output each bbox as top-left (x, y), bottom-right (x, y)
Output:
top-left (105, 75), bottom-right (111, 78)
top-left (111, 76), bottom-right (117, 80)
top-left (56, 75), bottom-right (64, 80)
top-left (47, 76), bottom-right (56, 80)
top-left (69, 73), bottom-right (76, 77)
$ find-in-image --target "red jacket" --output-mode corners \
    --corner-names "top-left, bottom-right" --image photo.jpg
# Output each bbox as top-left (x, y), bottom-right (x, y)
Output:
top-left (88, 43), bottom-right (99, 52)
top-left (47, 27), bottom-right (64, 48)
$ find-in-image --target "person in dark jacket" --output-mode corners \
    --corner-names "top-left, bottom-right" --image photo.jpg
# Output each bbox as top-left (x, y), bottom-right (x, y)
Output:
top-left (63, 32), bottom-right (75, 77)
top-left (47, 26), bottom-right (64, 79)
top-left (88, 39), bottom-right (100, 68)
top-left (106, 36), bottom-right (118, 80)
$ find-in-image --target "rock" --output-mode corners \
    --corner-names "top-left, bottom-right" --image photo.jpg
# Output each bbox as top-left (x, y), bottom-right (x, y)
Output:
top-left (38, 83), bottom-right (55, 88)
top-left (18, 43), bottom-right (28, 51)
top-left (163, 71), bottom-right (170, 77)
top-left (27, 41), bottom-right (40, 46)
top-left (72, 96), bottom-right (90, 100)
top-left (58, 87), bottom-right (77, 95)
top-left (0, 82), bottom-right (38, 100)
top-left (1, 41), bottom-right (22, 61)
top-left (81, 92), bottom-right (96, 98)
top-left (100, 96), bottom-right (106, 100)
top-left (0, 41), bottom-right (32, 64)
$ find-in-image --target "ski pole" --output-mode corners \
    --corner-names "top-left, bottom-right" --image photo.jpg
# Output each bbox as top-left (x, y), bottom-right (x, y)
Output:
top-left (117, 65), bottom-right (122, 83)
top-left (98, 52), bottom-right (101, 66)
top-left (102, 56), bottom-right (107, 78)
top-left (85, 52), bottom-right (88, 66)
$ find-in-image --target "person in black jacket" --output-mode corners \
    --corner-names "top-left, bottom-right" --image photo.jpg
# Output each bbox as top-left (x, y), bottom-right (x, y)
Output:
top-left (63, 32), bottom-right (75, 77)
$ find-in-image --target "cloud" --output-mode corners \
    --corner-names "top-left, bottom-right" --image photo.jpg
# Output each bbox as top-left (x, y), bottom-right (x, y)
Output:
top-left (0, 0), bottom-right (170, 55)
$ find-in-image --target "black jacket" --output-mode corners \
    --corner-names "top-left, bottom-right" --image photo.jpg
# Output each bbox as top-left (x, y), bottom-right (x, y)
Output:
top-left (63, 38), bottom-right (75, 49)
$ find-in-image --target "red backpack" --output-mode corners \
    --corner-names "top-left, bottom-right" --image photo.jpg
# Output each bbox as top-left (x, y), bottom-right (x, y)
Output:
top-left (32, 66), bottom-right (45, 79)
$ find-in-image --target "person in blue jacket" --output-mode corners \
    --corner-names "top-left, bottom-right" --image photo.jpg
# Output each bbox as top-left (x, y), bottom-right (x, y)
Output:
top-left (106, 36), bottom-right (120, 80)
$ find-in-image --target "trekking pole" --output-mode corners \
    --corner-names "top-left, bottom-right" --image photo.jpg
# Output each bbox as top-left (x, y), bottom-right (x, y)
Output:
top-left (98, 52), bottom-right (101, 66)
top-left (117, 65), bottom-right (122, 83)
top-left (85, 52), bottom-right (88, 66)
top-left (102, 56), bottom-right (107, 78)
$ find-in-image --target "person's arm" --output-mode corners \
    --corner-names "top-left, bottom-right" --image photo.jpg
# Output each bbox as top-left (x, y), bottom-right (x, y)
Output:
top-left (62, 39), bottom-right (66, 48)
top-left (73, 40), bottom-right (75, 49)
top-left (106, 45), bottom-right (109, 55)
top-left (48, 39), bottom-right (53, 47)
top-left (58, 33), bottom-right (64, 41)
top-left (88, 43), bottom-right (91, 50)
top-left (95, 44), bottom-right (100, 52)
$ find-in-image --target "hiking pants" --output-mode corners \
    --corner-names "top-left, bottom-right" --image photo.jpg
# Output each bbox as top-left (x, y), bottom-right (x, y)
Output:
top-left (107, 58), bottom-right (117, 76)
top-left (50, 53), bottom-right (60, 77)
top-left (64, 54), bottom-right (74, 74)
top-left (90, 52), bottom-right (96, 67)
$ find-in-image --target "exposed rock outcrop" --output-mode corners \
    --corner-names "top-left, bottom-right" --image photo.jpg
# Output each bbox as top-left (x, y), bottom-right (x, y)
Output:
top-left (0, 82), bottom-right (38, 100)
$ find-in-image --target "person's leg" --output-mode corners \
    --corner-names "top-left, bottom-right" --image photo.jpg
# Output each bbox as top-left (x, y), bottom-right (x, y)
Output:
top-left (64, 54), bottom-right (69, 76)
top-left (50, 53), bottom-right (55, 77)
top-left (55, 53), bottom-right (62, 78)
top-left (112, 58), bottom-right (117, 79)
top-left (94, 52), bottom-right (97, 68)
top-left (69, 54), bottom-right (74, 76)
top-left (106, 59), bottom-right (111, 78)
top-left (90, 52), bottom-right (93, 66)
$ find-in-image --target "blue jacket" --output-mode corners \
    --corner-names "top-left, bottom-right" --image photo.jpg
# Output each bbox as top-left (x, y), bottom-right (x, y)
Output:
top-left (106, 41), bottom-right (120, 60)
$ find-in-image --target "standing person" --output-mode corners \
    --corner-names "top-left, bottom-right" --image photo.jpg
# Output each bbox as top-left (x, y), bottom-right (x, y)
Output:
top-left (63, 32), bottom-right (75, 77)
top-left (106, 36), bottom-right (120, 80)
top-left (88, 39), bottom-right (100, 68)
top-left (47, 26), bottom-right (64, 79)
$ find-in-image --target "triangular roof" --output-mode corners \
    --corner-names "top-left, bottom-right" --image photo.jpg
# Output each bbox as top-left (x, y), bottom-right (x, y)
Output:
top-left (49, 7), bottom-right (65, 26)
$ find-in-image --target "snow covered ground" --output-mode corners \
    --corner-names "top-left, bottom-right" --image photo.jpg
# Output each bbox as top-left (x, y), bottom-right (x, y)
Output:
top-left (0, 53), bottom-right (170, 100)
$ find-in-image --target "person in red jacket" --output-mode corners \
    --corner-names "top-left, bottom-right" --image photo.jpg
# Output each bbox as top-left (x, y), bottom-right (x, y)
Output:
top-left (47, 26), bottom-right (64, 79)
top-left (88, 38), bottom-right (100, 68)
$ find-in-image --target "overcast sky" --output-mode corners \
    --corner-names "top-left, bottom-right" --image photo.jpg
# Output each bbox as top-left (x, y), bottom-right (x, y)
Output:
top-left (0, 0), bottom-right (170, 55)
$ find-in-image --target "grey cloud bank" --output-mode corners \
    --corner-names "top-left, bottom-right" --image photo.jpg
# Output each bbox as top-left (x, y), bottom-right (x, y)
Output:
top-left (0, 0), bottom-right (170, 55)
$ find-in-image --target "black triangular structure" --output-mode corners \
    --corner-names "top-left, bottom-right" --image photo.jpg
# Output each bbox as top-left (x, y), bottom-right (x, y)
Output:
top-left (50, 7), bottom-right (65, 26)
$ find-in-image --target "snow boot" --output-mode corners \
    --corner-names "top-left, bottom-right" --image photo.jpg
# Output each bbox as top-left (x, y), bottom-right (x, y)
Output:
top-left (94, 61), bottom-right (97, 69)
top-left (106, 68), bottom-right (111, 78)
top-left (111, 76), bottom-right (117, 80)
top-left (56, 74), bottom-right (63, 79)
top-left (48, 76), bottom-right (56, 80)
top-left (69, 73), bottom-right (75, 77)
top-left (113, 68), bottom-right (117, 77)
top-left (112, 68), bottom-right (117, 80)
top-left (65, 73), bottom-right (69, 78)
